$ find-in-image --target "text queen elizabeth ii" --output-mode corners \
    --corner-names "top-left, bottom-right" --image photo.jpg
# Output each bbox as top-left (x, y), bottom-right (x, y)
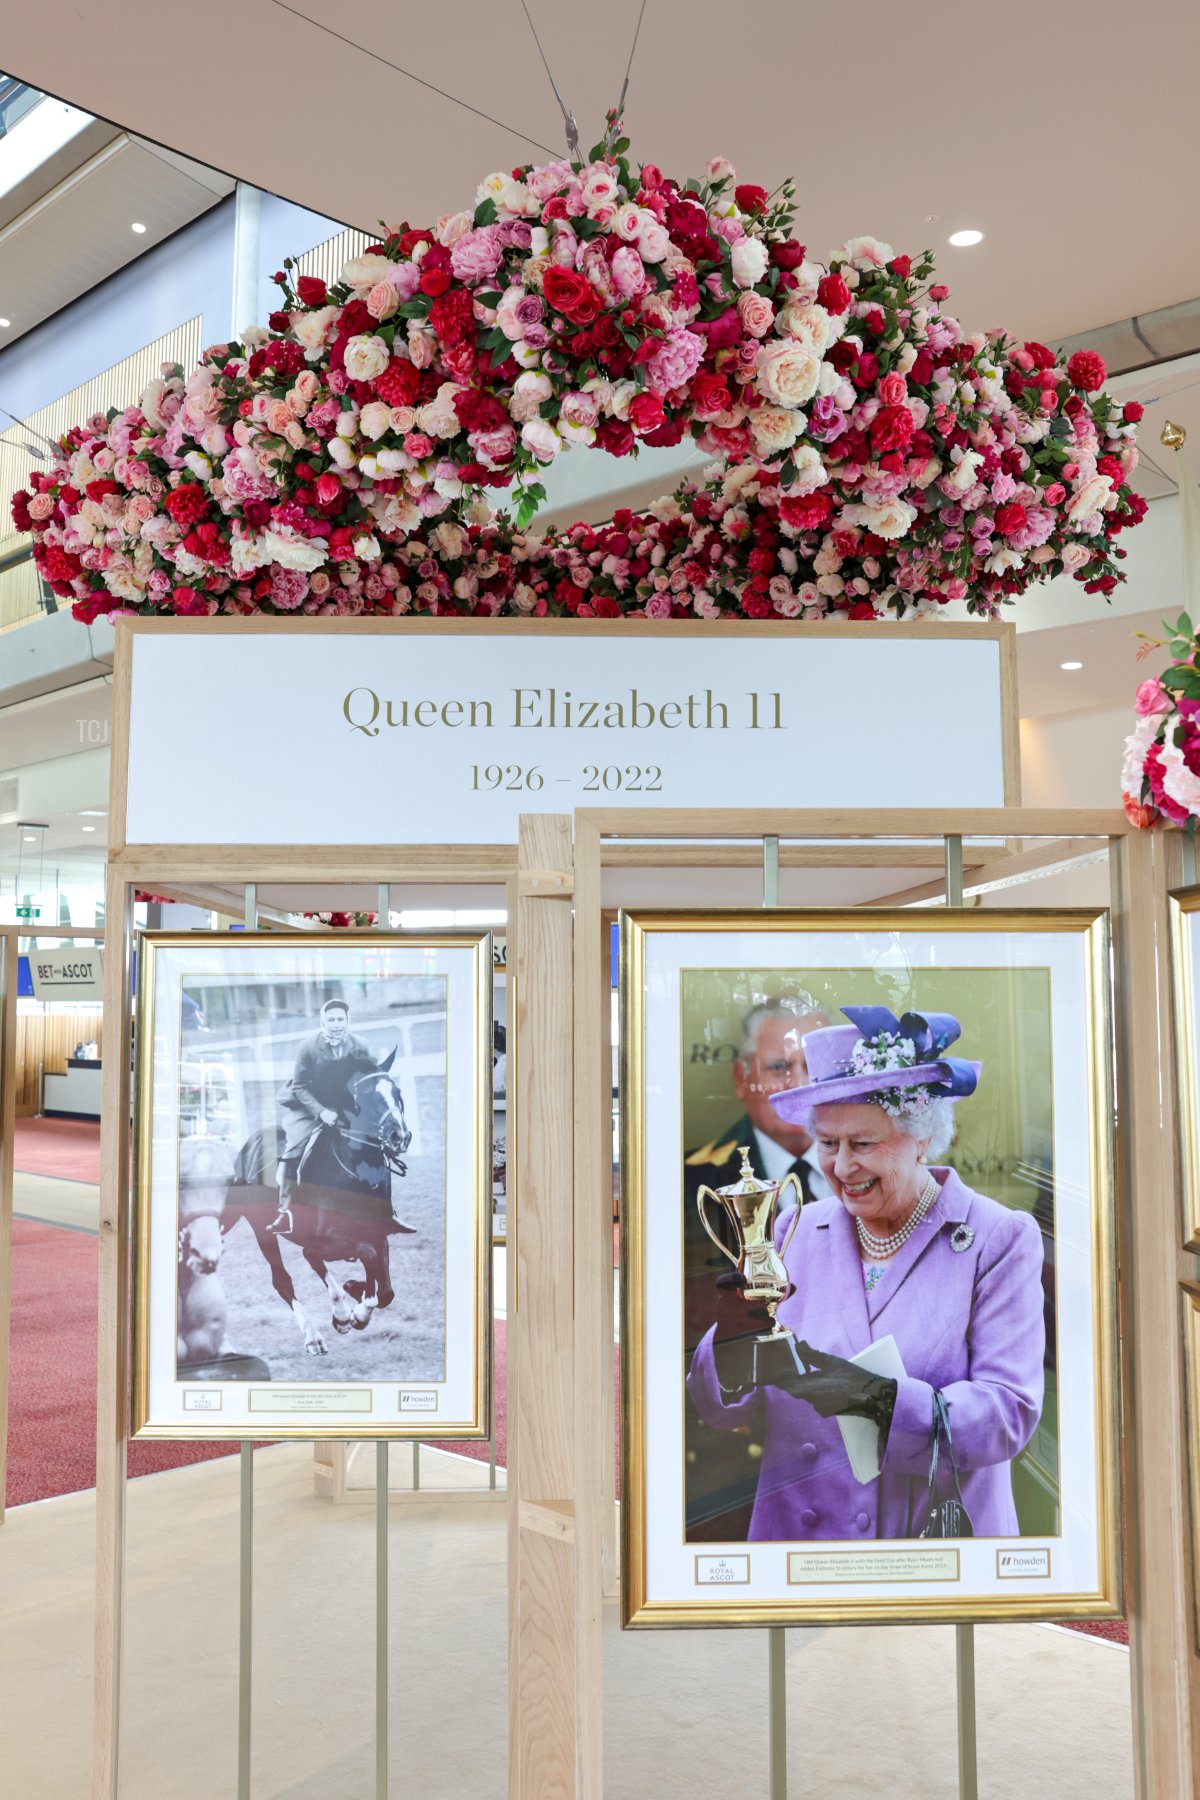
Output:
top-left (686, 1006), bottom-right (1045, 1540)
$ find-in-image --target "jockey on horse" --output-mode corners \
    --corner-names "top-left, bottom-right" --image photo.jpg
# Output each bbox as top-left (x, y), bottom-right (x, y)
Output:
top-left (269, 996), bottom-right (387, 1237)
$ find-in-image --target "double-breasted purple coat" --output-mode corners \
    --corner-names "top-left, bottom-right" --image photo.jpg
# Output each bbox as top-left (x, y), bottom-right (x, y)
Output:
top-left (686, 1167), bottom-right (1045, 1541)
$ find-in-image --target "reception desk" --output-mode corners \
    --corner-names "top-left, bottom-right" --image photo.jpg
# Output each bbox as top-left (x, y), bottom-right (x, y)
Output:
top-left (43, 1058), bottom-right (102, 1120)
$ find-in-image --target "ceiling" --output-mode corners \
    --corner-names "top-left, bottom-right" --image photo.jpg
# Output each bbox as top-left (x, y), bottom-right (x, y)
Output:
top-left (2, 0), bottom-right (1197, 344)
top-left (0, 118), bottom-right (233, 343)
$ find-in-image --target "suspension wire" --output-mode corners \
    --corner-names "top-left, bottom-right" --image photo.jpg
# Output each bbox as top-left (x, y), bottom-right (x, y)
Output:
top-left (606, 0), bottom-right (648, 148)
top-left (519, 0), bottom-right (580, 160)
top-left (267, 0), bottom-right (558, 156)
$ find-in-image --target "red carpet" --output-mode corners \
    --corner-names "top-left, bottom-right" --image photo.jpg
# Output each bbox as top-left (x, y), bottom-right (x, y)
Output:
top-left (13, 1116), bottom-right (102, 1184)
top-left (5, 1219), bottom-right (254, 1508)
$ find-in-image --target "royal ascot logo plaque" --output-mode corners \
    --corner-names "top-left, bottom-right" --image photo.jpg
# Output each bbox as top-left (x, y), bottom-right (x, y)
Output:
top-left (119, 621), bottom-right (1014, 846)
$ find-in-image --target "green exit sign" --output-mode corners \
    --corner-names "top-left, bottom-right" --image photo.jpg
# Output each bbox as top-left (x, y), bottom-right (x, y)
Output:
top-left (16, 906), bottom-right (40, 920)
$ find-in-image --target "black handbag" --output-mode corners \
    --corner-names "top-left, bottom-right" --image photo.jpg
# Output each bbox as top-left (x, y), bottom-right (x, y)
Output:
top-left (918, 1390), bottom-right (974, 1539)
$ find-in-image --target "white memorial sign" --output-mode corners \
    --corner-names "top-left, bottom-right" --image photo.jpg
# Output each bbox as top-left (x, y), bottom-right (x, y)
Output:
top-left (29, 946), bottom-right (104, 1002)
top-left (122, 623), bottom-right (1013, 845)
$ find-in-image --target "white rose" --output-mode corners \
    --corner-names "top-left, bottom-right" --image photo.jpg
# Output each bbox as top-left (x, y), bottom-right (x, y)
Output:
top-left (985, 548), bottom-right (1025, 575)
top-left (613, 203), bottom-right (643, 241)
top-left (476, 171), bottom-right (530, 215)
top-left (293, 307), bottom-right (340, 358)
top-left (756, 340), bottom-right (822, 408)
top-left (789, 262), bottom-right (823, 306)
top-left (509, 371), bottom-right (554, 424)
top-left (947, 449), bottom-right (984, 493)
top-left (520, 418), bottom-right (562, 462)
top-left (260, 529), bottom-right (328, 573)
top-left (778, 300), bottom-right (836, 357)
top-left (512, 341), bottom-right (543, 369)
top-left (359, 401), bottom-right (393, 441)
top-left (751, 406), bottom-right (804, 455)
top-left (353, 533), bottom-right (382, 562)
top-left (731, 236), bottom-right (770, 290)
top-left (340, 254), bottom-right (394, 291)
top-left (327, 437), bottom-right (357, 470)
top-left (183, 451), bottom-right (213, 480)
top-left (790, 444), bottom-right (828, 495)
top-left (839, 499), bottom-right (918, 540)
top-left (1066, 475), bottom-right (1114, 523)
top-left (343, 335), bottom-right (390, 382)
top-left (835, 236), bottom-right (894, 270)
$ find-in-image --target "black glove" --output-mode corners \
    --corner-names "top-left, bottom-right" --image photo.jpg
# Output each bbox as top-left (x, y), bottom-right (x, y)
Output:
top-left (773, 1339), bottom-right (898, 1433)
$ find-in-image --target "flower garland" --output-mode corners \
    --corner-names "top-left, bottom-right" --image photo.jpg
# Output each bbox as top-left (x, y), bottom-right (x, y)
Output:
top-left (1121, 612), bottom-right (1200, 826)
top-left (13, 125), bottom-right (1145, 624)
top-left (301, 910), bottom-right (379, 927)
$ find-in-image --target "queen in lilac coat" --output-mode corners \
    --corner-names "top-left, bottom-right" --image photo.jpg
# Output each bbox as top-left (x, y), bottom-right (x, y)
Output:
top-left (686, 1006), bottom-right (1045, 1542)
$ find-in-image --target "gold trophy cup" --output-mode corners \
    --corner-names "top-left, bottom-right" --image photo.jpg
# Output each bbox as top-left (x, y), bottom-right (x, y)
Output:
top-left (696, 1146), bottom-right (803, 1351)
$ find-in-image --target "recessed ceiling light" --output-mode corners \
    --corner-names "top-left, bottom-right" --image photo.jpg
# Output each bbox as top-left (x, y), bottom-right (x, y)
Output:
top-left (23, 834), bottom-right (36, 842)
top-left (78, 809), bottom-right (107, 817)
top-left (131, 221), bottom-right (147, 234)
top-left (1061, 660), bottom-right (1084, 671)
top-left (923, 213), bottom-right (940, 223)
top-left (81, 824), bottom-right (96, 832)
top-left (0, 318), bottom-right (10, 329)
top-left (948, 228), bottom-right (984, 248)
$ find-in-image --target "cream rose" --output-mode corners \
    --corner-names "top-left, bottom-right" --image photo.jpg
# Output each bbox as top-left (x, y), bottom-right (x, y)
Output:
top-left (750, 406), bottom-right (804, 455)
top-left (293, 307), bottom-right (340, 358)
top-left (509, 371), bottom-right (554, 424)
top-left (340, 254), bottom-right (394, 291)
top-left (1066, 475), bottom-right (1114, 523)
top-left (838, 499), bottom-right (918, 541)
top-left (359, 401), bottom-right (393, 440)
top-left (756, 339), bottom-right (823, 408)
top-left (731, 236), bottom-right (770, 290)
top-left (343, 335), bottom-right (390, 382)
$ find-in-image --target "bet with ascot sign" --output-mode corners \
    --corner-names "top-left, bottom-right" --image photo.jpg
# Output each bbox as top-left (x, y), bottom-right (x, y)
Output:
top-left (121, 622), bottom-right (1013, 845)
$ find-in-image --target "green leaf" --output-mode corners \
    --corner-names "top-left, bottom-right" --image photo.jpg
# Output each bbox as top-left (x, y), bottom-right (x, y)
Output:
top-left (476, 291), bottom-right (502, 309)
top-left (779, 457), bottom-right (796, 489)
top-left (473, 197), bottom-right (498, 227)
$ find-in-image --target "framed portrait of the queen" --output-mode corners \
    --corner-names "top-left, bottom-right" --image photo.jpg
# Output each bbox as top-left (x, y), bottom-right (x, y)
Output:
top-left (132, 930), bottom-right (492, 1439)
top-left (619, 907), bottom-right (1120, 1626)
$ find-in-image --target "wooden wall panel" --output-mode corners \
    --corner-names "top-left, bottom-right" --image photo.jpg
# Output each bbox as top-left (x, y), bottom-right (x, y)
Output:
top-left (13, 1011), bottom-right (104, 1115)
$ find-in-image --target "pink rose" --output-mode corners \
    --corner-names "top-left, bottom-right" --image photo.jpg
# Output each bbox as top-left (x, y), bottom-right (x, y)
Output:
top-left (520, 418), bottom-right (561, 462)
top-left (266, 399), bottom-right (294, 436)
top-left (637, 217), bottom-right (671, 263)
top-left (470, 425), bottom-right (517, 469)
top-left (581, 163), bottom-right (619, 215)
top-left (367, 282), bottom-right (399, 321)
top-left (878, 373), bottom-right (908, 406)
top-left (1135, 678), bottom-right (1172, 716)
top-left (611, 246), bottom-right (649, 302)
top-left (450, 226), bottom-right (503, 285)
top-left (737, 291), bottom-right (774, 338)
top-left (403, 433), bottom-right (434, 458)
top-left (643, 326), bottom-right (705, 397)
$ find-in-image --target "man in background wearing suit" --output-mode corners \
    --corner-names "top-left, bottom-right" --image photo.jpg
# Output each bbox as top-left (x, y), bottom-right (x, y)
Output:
top-left (683, 995), bottom-right (830, 1539)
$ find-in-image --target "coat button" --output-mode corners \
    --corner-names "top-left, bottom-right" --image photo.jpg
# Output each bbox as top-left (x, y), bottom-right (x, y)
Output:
top-left (855, 1511), bottom-right (870, 1532)
top-left (801, 1509), bottom-right (817, 1528)
top-left (800, 1442), bottom-right (817, 1462)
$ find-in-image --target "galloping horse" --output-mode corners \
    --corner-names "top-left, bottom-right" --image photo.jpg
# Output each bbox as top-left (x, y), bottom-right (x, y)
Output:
top-left (177, 1052), bottom-right (414, 1362)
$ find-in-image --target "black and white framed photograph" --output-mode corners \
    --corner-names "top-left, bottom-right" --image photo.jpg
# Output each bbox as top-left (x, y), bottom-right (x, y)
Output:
top-left (133, 931), bottom-right (492, 1438)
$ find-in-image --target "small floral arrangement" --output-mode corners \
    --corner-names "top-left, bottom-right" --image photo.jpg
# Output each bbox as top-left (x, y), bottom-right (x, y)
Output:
top-left (301, 910), bottom-right (379, 927)
top-left (848, 1029), bottom-right (938, 1120)
top-left (14, 125), bottom-right (1144, 624)
top-left (1121, 612), bottom-right (1200, 826)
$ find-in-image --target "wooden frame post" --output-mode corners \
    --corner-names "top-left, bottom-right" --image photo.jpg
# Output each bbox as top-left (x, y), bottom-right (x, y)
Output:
top-left (1112, 826), bottom-right (1200, 1796)
top-left (509, 814), bottom-right (599, 1797)
top-left (0, 927), bottom-right (18, 1526)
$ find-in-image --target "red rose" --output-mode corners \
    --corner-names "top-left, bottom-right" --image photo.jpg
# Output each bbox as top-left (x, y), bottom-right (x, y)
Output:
top-left (888, 255), bottom-right (912, 279)
top-left (429, 287), bottom-right (475, 346)
top-left (1146, 744), bottom-right (1192, 824)
top-left (397, 228), bottom-right (434, 258)
top-left (853, 352), bottom-right (880, 387)
top-left (595, 418), bottom-right (635, 457)
top-left (85, 479), bottom-right (119, 502)
top-left (297, 275), bottom-right (328, 306)
top-left (163, 483), bottom-right (211, 527)
top-left (690, 372), bottom-right (731, 417)
top-left (591, 594), bottom-right (622, 617)
top-left (315, 472), bottom-right (342, 509)
top-left (269, 311), bottom-right (290, 333)
top-left (928, 284), bottom-right (950, 302)
top-left (694, 308), bottom-right (740, 350)
top-left (816, 273), bottom-right (851, 313)
top-left (642, 418), bottom-right (687, 448)
top-left (11, 489), bottom-right (32, 532)
top-left (1124, 401), bottom-right (1144, 423)
top-left (734, 184), bottom-right (769, 216)
top-left (849, 601), bottom-right (878, 620)
top-left (1097, 454), bottom-right (1124, 485)
top-left (780, 490), bottom-right (834, 530)
top-left (420, 267), bottom-right (452, 297)
top-left (1066, 349), bottom-right (1106, 392)
top-left (994, 501), bottom-right (1028, 537)
top-left (870, 405), bottom-right (915, 453)
top-left (769, 239), bottom-right (806, 270)
top-left (542, 266), bottom-right (593, 320)
top-left (628, 392), bottom-right (667, 434)
top-left (374, 358), bottom-right (423, 407)
top-left (453, 388), bottom-right (508, 432)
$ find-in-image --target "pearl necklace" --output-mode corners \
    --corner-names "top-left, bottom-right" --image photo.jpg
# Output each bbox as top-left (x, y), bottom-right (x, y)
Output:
top-left (853, 1173), bottom-right (938, 1261)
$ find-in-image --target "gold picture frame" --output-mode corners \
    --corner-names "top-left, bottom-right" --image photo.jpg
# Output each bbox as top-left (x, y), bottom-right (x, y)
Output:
top-left (1169, 887), bottom-right (1200, 1249)
top-left (132, 929), bottom-right (492, 1440)
top-left (619, 906), bottom-right (1121, 1626)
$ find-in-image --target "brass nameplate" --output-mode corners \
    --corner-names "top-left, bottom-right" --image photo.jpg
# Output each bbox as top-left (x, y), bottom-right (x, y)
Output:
top-left (788, 1548), bottom-right (960, 1585)
top-left (249, 1388), bottom-right (372, 1414)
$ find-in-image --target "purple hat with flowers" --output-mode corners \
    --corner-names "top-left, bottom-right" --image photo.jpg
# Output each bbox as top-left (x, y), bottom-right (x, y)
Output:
top-left (769, 1006), bottom-right (981, 1125)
